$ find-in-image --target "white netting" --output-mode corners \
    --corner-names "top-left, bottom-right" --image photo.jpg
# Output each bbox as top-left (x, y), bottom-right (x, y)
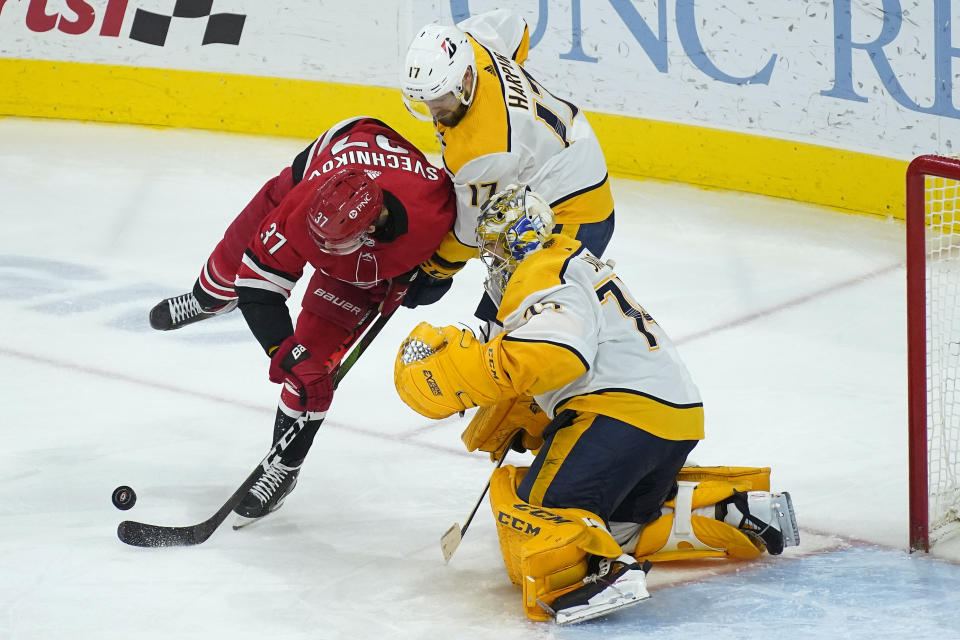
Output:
top-left (400, 338), bottom-right (436, 364)
top-left (924, 174), bottom-right (960, 543)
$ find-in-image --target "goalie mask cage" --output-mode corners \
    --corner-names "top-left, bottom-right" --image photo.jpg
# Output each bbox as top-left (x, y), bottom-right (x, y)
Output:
top-left (907, 155), bottom-right (960, 552)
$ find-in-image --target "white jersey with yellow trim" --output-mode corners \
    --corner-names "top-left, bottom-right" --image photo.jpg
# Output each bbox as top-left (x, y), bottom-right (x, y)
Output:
top-left (441, 11), bottom-right (613, 252)
top-left (495, 236), bottom-right (704, 441)
top-left (457, 9), bottom-right (528, 61)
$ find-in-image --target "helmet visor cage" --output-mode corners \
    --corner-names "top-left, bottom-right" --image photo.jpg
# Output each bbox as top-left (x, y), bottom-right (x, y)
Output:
top-left (401, 94), bottom-right (437, 122)
top-left (477, 186), bottom-right (551, 296)
top-left (402, 90), bottom-right (466, 123)
top-left (478, 232), bottom-right (514, 298)
top-left (316, 231), bottom-right (368, 256)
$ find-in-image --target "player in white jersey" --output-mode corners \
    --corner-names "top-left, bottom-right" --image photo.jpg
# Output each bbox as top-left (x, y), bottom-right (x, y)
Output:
top-left (399, 9), bottom-right (615, 316)
top-left (394, 185), bottom-right (799, 625)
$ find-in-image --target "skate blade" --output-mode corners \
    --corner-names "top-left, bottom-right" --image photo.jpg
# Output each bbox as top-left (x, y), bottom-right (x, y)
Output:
top-left (546, 590), bottom-right (651, 626)
top-left (774, 492), bottom-right (800, 548)
top-left (232, 506), bottom-right (281, 531)
top-left (440, 523), bottom-right (462, 564)
top-left (232, 490), bottom-right (292, 531)
top-left (232, 513), bottom-right (267, 530)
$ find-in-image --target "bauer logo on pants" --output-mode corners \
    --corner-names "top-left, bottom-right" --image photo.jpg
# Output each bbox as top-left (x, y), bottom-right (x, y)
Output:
top-left (130, 1), bottom-right (246, 47)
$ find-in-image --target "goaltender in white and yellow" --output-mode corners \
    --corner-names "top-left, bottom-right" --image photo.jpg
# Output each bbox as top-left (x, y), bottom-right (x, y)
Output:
top-left (394, 185), bottom-right (800, 625)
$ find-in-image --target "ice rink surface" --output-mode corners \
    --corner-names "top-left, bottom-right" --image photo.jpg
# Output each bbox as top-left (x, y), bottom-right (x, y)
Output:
top-left (2, 117), bottom-right (959, 639)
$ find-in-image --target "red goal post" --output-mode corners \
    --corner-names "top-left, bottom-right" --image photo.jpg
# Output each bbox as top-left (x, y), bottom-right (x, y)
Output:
top-left (906, 155), bottom-right (960, 552)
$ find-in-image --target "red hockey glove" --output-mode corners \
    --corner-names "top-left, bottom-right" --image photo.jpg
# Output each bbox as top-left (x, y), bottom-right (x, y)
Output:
top-left (269, 336), bottom-right (334, 412)
top-left (378, 272), bottom-right (416, 317)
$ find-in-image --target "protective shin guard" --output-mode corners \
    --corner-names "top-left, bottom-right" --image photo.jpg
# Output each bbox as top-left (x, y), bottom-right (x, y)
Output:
top-left (489, 466), bottom-right (624, 622)
top-left (677, 465), bottom-right (771, 491)
top-left (631, 466), bottom-right (783, 562)
top-left (271, 406), bottom-right (325, 465)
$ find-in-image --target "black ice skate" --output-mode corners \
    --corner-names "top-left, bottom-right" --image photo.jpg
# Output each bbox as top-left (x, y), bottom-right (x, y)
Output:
top-left (149, 291), bottom-right (236, 331)
top-left (539, 554), bottom-right (652, 625)
top-left (232, 459), bottom-right (302, 529)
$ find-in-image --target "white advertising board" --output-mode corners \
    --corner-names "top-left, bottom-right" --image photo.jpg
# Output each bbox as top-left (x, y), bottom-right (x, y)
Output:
top-left (2, 0), bottom-right (958, 160)
top-left (0, 1), bottom-right (410, 81)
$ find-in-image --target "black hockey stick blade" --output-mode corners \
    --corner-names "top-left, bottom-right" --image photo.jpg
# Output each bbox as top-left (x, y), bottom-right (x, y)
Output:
top-left (117, 427), bottom-right (292, 548)
top-left (117, 471), bottom-right (259, 547)
top-left (117, 312), bottom-right (394, 548)
top-left (118, 518), bottom-right (217, 548)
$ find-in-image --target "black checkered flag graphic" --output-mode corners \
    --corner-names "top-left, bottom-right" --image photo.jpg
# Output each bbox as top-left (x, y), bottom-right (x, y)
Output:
top-left (130, 0), bottom-right (246, 47)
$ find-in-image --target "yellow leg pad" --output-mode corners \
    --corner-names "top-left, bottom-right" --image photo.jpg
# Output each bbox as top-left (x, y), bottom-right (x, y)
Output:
top-left (633, 479), bottom-right (764, 561)
top-left (688, 516), bottom-right (764, 559)
top-left (662, 479), bottom-right (754, 510)
top-left (489, 465), bottom-right (623, 622)
top-left (677, 465), bottom-right (770, 491)
top-left (490, 465), bottom-right (530, 586)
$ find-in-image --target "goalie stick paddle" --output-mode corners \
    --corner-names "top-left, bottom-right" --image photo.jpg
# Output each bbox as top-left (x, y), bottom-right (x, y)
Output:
top-left (440, 446), bottom-right (509, 564)
top-left (117, 312), bottom-right (394, 548)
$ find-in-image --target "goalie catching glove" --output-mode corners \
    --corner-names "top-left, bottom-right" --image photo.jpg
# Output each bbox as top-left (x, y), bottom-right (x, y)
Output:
top-left (394, 322), bottom-right (513, 419)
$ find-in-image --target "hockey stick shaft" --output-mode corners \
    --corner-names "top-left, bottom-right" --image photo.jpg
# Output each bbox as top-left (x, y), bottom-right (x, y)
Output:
top-left (440, 446), bottom-right (509, 563)
top-left (117, 312), bottom-right (394, 548)
top-left (440, 410), bottom-right (576, 562)
top-left (461, 447), bottom-right (509, 537)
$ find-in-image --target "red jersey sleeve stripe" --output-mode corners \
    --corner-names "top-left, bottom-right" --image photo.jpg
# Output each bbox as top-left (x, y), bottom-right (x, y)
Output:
top-left (236, 252), bottom-right (297, 297)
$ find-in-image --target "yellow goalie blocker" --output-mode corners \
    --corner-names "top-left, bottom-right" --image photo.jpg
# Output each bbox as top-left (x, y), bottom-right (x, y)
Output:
top-left (490, 464), bottom-right (784, 621)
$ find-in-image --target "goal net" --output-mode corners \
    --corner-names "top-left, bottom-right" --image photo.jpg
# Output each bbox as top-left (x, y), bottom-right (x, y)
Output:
top-left (907, 155), bottom-right (960, 552)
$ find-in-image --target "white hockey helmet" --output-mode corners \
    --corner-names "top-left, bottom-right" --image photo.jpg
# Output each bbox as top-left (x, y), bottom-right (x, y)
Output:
top-left (477, 184), bottom-right (555, 298)
top-left (400, 24), bottom-right (477, 122)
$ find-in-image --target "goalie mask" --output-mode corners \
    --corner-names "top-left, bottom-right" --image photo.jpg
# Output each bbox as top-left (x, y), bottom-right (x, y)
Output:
top-left (477, 184), bottom-right (555, 299)
top-left (400, 24), bottom-right (477, 126)
top-left (305, 167), bottom-right (384, 255)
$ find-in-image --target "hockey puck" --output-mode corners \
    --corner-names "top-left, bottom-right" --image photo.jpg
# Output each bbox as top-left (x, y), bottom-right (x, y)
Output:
top-left (112, 485), bottom-right (137, 510)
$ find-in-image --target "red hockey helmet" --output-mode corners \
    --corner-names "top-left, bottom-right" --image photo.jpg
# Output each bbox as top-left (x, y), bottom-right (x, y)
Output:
top-left (304, 168), bottom-right (384, 255)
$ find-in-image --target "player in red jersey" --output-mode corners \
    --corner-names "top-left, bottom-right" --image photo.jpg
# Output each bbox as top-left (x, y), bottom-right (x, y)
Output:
top-left (148, 117), bottom-right (456, 525)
